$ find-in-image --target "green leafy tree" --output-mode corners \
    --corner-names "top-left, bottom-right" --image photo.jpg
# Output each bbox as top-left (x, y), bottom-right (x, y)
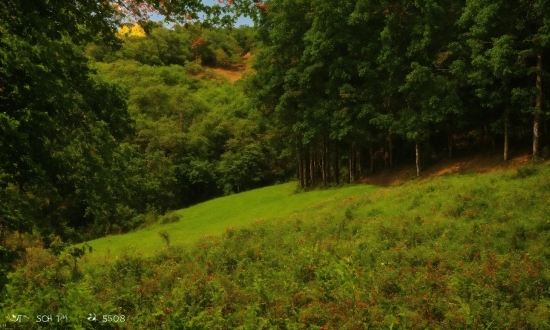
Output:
top-left (0, 0), bottom-right (137, 240)
top-left (459, 0), bottom-right (550, 159)
top-left (376, 0), bottom-right (462, 176)
top-left (250, 0), bottom-right (314, 188)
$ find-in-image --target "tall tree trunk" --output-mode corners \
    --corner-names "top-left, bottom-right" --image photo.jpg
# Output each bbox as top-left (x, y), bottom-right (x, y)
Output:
top-left (326, 140), bottom-right (331, 184)
top-left (352, 145), bottom-right (357, 179)
top-left (388, 132), bottom-right (393, 168)
top-left (448, 134), bottom-right (453, 158)
top-left (483, 123), bottom-right (489, 152)
top-left (447, 119), bottom-right (454, 159)
top-left (448, 130), bottom-right (453, 159)
top-left (297, 147), bottom-right (303, 188)
top-left (349, 143), bottom-right (353, 183)
top-left (369, 143), bottom-right (374, 175)
top-left (415, 140), bottom-right (421, 177)
top-left (504, 110), bottom-right (509, 161)
top-left (303, 149), bottom-right (309, 188)
top-left (354, 144), bottom-right (357, 182)
top-left (358, 149), bottom-right (362, 176)
top-left (333, 142), bottom-right (339, 184)
top-left (534, 51), bottom-right (543, 160)
top-left (321, 139), bottom-right (326, 186)
top-left (544, 116), bottom-right (548, 147)
top-left (310, 147), bottom-right (315, 187)
top-left (322, 136), bottom-right (329, 186)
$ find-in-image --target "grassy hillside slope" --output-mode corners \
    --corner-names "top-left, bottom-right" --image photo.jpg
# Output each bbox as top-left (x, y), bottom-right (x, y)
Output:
top-left (83, 182), bottom-right (380, 261)
top-left (5, 165), bottom-right (550, 329)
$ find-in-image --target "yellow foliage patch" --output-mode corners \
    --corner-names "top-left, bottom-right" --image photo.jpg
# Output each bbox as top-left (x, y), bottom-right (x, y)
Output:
top-left (118, 24), bottom-right (146, 37)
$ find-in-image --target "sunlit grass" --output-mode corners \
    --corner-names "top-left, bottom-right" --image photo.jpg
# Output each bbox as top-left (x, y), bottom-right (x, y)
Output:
top-left (83, 182), bottom-right (380, 262)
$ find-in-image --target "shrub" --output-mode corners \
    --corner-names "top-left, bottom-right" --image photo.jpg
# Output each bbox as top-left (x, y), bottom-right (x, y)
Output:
top-left (515, 165), bottom-right (538, 179)
top-left (158, 230), bottom-right (170, 246)
top-left (160, 214), bottom-right (180, 224)
top-left (184, 61), bottom-right (205, 75)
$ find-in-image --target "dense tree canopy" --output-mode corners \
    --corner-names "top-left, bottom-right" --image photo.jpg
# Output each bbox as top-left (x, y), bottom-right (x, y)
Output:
top-left (247, 0), bottom-right (550, 186)
top-left (0, 0), bottom-right (133, 241)
top-left (0, 1), bottom-right (265, 246)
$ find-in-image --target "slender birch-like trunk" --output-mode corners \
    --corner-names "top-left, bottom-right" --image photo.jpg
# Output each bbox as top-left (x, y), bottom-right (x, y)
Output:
top-left (534, 52), bottom-right (543, 160)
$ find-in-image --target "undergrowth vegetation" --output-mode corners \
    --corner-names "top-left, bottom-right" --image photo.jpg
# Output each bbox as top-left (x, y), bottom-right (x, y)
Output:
top-left (3, 165), bottom-right (550, 328)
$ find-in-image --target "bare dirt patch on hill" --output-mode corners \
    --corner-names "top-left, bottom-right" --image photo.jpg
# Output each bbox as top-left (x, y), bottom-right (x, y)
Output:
top-left (208, 52), bottom-right (252, 82)
top-left (363, 148), bottom-right (533, 187)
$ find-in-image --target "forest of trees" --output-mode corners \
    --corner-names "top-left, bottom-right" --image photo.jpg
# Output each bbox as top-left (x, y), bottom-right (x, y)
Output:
top-left (1, 23), bottom-right (284, 246)
top-left (86, 23), bottom-right (290, 223)
top-left (0, 0), bottom-right (272, 250)
top-left (2, 0), bottom-right (550, 252)
top-left (249, 0), bottom-right (550, 188)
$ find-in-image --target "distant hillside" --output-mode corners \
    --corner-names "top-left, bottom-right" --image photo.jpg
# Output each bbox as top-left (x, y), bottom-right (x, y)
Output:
top-left (71, 24), bottom-right (286, 240)
top-left (209, 52), bottom-right (252, 82)
top-left (87, 24), bottom-right (255, 69)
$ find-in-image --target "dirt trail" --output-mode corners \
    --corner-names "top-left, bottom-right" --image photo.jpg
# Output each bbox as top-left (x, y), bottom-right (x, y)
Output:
top-left (208, 52), bottom-right (252, 82)
top-left (363, 148), bottom-right (533, 187)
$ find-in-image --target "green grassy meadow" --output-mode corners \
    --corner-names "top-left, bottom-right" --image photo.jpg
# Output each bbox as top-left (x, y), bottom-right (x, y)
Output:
top-left (5, 165), bottom-right (550, 329)
top-left (83, 182), bottom-right (380, 261)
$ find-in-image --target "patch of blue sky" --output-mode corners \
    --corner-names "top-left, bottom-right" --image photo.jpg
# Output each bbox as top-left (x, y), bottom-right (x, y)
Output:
top-left (149, 0), bottom-right (254, 27)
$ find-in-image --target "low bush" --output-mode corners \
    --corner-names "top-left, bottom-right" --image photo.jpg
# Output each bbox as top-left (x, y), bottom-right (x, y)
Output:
top-left (515, 165), bottom-right (538, 179)
top-left (160, 214), bottom-right (180, 224)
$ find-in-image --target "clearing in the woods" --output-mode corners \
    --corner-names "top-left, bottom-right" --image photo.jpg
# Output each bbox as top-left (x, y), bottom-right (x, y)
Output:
top-left (83, 149), bottom-right (534, 263)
